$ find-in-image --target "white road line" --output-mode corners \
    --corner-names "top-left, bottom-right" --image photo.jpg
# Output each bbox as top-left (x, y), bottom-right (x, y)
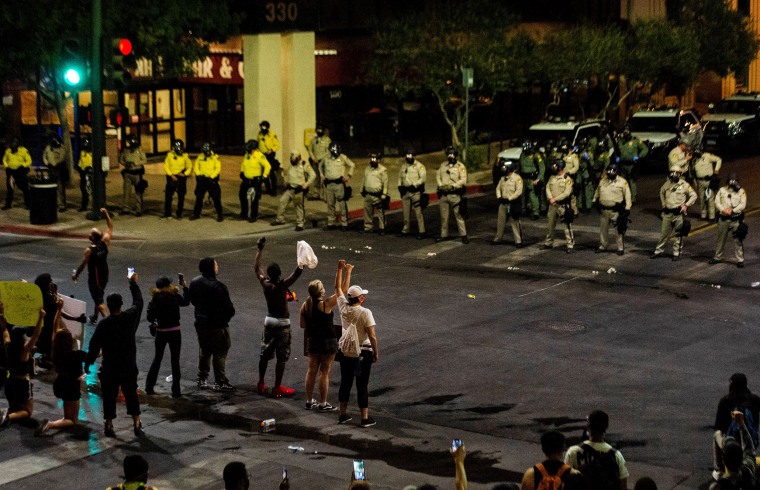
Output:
top-left (517, 277), bottom-right (578, 298)
top-left (402, 240), bottom-right (462, 259)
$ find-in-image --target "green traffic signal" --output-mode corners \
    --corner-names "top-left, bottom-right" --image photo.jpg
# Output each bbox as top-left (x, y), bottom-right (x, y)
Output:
top-left (64, 68), bottom-right (82, 86)
top-left (61, 38), bottom-right (87, 89)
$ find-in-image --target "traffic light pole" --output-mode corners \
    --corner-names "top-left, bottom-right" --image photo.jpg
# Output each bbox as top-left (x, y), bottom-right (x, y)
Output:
top-left (87, 0), bottom-right (105, 221)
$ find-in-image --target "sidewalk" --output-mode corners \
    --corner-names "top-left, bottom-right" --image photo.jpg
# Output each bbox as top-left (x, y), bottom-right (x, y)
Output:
top-left (0, 151), bottom-right (495, 240)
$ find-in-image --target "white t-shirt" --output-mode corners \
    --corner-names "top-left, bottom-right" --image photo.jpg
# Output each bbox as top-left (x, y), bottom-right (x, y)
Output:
top-left (565, 441), bottom-right (629, 480)
top-left (337, 294), bottom-right (376, 351)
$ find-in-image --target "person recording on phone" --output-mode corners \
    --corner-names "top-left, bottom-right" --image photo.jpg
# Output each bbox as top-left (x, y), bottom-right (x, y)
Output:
top-left (85, 270), bottom-right (144, 438)
top-left (711, 410), bottom-right (756, 489)
top-left (336, 260), bottom-right (379, 428)
top-left (73, 207), bottom-right (113, 324)
top-left (145, 274), bottom-right (190, 398)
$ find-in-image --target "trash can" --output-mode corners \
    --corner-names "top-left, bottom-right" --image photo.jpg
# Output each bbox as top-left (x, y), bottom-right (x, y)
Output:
top-left (29, 182), bottom-right (58, 225)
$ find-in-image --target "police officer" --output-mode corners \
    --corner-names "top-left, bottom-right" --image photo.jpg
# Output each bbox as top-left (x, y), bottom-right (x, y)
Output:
top-left (190, 142), bottom-right (223, 222)
top-left (709, 174), bottom-right (747, 268)
top-left (120, 134), bottom-right (147, 216)
top-left (77, 136), bottom-right (93, 211)
top-left (398, 149), bottom-right (427, 239)
top-left (163, 139), bottom-right (192, 219)
top-left (257, 120), bottom-right (280, 195)
top-left (360, 153), bottom-right (389, 235)
top-left (492, 157), bottom-right (523, 247)
top-left (239, 139), bottom-right (271, 223)
top-left (650, 168), bottom-right (697, 261)
top-left (319, 142), bottom-right (355, 231)
top-left (307, 124), bottom-right (331, 200)
top-left (519, 140), bottom-right (545, 221)
top-left (679, 120), bottom-right (703, 153)
top-left (593, 163), bottom-right (632, 255)
top-left (436, 146), bottom-right (468, 244)
top-left (2, 137), bottom-right (32, 210)
top-left (691, 149), bottom-right (722, 220)
top-left (616, 125), bottom-right (648, 203)
top-left (43, 135), bottom-right (68, 211)
top-left (577, 137), bottom-right (595, 213)
top-left (272, 150), bottom-right (316, 231)
top-left (668, 141), bottom-right (691, 175)
top-left (542, 159), bottom-right (575, 253)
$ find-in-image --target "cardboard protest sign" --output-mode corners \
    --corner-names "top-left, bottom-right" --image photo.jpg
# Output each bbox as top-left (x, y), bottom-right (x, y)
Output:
top-left (60, 293), bottom-right (86, 349)
top-left (0, 281), bottom-right (43, 326)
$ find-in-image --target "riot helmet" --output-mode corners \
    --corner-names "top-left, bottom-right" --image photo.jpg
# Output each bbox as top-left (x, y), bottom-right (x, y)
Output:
top-left (173, 139), bottom-right (185, 155)
top-left (329, 142), bottom-right (340, 157)
top-left (521, 140), bottom-right (532, 152)
top-left (259, 120), bottom-right (270, 133)
top-left (728, 173), bottom-right (740, 191)
top-left (245, 139), bottom-right (259, 153)
top-left (81, 136), bottom-right (92, 152)
top-left (10, 138), bottom-right (19, 152)
top-left (315, 124), bottom-right (325, 137)
top-left (499, 158), bottom-right (514, 175)
top-left (50, 135), bottom-right (62, 148)
top-left (201, 142), bottom-right (212, 157)
top-left (551, 159), bottom-right (565, 174)
top-left (369, 152), bottom-right (381, 168)
top-left (445, 146), bottom-right (457, 163)
top-left (621, 125), bottom-right (632, 141)
top-left (290, 150), bottom-right (301, 165)
top-left (558, 138), bottom-right (569, 154)
top-left (126, 134), bottom-right (139, 149)
top-left (668, 169), bottom-right (682, 182)
top-left (404, 149), bottom-right (416, 164)
top-left (606, 163), bottom-right (619, 180)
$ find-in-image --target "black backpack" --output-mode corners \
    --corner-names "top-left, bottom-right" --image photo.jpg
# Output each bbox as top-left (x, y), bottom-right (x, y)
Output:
top-left (577, 443), bottom-right (620, 490)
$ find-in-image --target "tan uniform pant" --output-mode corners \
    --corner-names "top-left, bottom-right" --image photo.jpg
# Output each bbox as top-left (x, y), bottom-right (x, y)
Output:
top-left (545, 204), bottom-right (574, 249)
top-left (324, 182), bottom-right (347, 227)
top-left (276, 188), bottom-right (305, 227)
top-left (599, 209), bottom-right (624, 251)
top-left (363, 195), bottom-right (385, 231)
top-left (714, 218), bottom-right (744, 263)
top-left (122, 172), bottom-right (143, 213)
top-left (439, 194), bottom-right (466, 238)
top-left (495, 203), bottom-right (522, 244)
top-left (402, 191), bottom-right (425, 234)
top-left (696, 178), bottom-right (716, 220)
top-left (654, 213), bottom-right (684, 256)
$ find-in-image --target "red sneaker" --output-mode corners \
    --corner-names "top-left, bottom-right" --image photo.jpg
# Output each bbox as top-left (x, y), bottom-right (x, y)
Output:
top-left (271, 385), bottom-right (295, 398)
top-left (256, 382), bottom-right (268, 396)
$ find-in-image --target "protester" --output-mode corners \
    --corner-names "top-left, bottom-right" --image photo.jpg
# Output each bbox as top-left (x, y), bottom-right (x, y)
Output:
top-left (106, 455), bottom-right (157, 490)
top-left (223, 461), bottom-right (250, 490)
top-left (255, 237), bottom-right (303, 397)
top-left (336, 260), bottom-right (379, 427)
top-left (300, 277), bottom-right (339, 411)
top-left (73, 207), bottom-right (113, 324)
top-left (565, 410), bottom-right (628, 490)
top-left (35, 299), bottom-right (87, 436)
top-left (145, 275), bottom-right (190, 398)
top-left (2, 307), bottom-right (45, 427)
top-left (712, 373), bottom-right (760, 480)
top-left (634, 477), bottom-right (658, 490)
top-left (0, 301), bottom-right (8, 425)
top-left (189, 257), bottom-right (236, 391)
top-left (710, 410), bottom-right (756, 490)
top-left (452, 441), bottom-right (467, 490)
top-left (520, 430), bottom-right (577, 490)
top-left (85, 271), bottom-right (145, 437)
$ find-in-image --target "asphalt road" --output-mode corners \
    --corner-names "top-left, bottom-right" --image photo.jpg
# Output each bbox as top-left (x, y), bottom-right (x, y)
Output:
top-left (1, 155), bottom-right (760, 489)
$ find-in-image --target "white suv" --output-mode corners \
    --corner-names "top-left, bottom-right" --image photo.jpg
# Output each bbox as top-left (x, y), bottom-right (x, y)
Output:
top-left (702, 93), bottom-right (760, 153)
top-left (626, 108), bottom-right (701, 161)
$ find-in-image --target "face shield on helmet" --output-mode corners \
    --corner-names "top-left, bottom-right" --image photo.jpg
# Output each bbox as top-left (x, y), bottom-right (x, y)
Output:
top-left (329, 142), bottom-right (340, 157)
top-left (315, 125), bottom-right (324, 137)
top-left (521, 140), bottom-right (532, 152)
top-left (369, 153), bottom-right (381, 168)
top-left (551, 159), bottom-right (565, 174)
top-left (606, 164), bottom-right (618, 180)
top-left (173, 139), bottom-right (185, 155)
top-left (127, 134), bottom-right (139, 149)
top-left (669, 169), bottom-right (681, 182)
top-left (728, 173), bottom-right (740, 191)
top-left (499, 158), bottom-right (514, 175)
top-left (201, 142), bottom-right (212, 157)
top-left (405, 149), bottom-right (416, 164)
top-left (445, 146), bottom-right (457, 163)
top-left (81, 137), bottom-right (92, 152)
top-left (558, 139), bottom-right (569, 153)
top-left (245, 139), bottom-right (258, 154)
top-left (259, 120), bottom-right (270, 134)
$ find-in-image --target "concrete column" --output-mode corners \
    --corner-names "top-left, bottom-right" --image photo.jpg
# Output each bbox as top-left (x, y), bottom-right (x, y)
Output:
top-left (748, 0), bottom-right (760, 91)
top-left (243, 34), bottom-right (283, 141)
top-left (281, 31), bottom-right (316, 160)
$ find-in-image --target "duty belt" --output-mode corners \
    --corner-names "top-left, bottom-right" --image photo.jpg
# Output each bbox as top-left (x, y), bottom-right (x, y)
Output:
top-left (366, 190), bottom-right (383, 197)
top-left (696, 176), bottom-right (711, 181)
top-left (662, 207), bottom-right (681, 214)
top-left (719, 213), bottom-right (743, 221)
top-left (600, 203), bottom-right (623, 210)
top-left (521, 171), bottom-right (538, 179)
top-left (325, 178), bottom-right (343, 185)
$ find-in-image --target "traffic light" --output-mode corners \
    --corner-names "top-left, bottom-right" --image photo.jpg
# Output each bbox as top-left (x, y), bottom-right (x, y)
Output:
top-left (111, 38), bottom-right (135, 88)
top-left (60, 39), bottom-right (87, 90)
top-left (77, 104), bottom-right (93, 126)
top-left (109, 107), bottom-right (130, 127)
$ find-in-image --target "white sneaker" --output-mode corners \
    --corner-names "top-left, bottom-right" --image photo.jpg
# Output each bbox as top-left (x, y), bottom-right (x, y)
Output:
top-left (34, 419), bottom-right (50, 437)
top-left (712, 470), bottom-right (722, 481)
top-left (305, 399), bottom-right (318, 410)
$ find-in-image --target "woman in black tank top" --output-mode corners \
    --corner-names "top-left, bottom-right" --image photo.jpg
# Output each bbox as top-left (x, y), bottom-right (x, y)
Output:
top-left (300, 277), bottom-right (339, 411)
top-left (2, 306), bottom-right (45, 428)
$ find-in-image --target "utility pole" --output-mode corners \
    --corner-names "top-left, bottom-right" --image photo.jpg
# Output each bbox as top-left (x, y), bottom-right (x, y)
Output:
top-left (88, 0), bottom-right (105, 220)
top-left (462, 67), bottom-right (473, 163)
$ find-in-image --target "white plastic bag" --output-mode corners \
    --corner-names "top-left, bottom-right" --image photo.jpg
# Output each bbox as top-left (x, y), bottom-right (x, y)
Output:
top-left (297, 240), bottom-right (318, 269)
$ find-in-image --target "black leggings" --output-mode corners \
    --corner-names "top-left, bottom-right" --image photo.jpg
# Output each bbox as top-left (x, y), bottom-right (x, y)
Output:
top-left (338, 350), bottom-right (373, 408)
top-left (145, 330), bottom-right (182, 395)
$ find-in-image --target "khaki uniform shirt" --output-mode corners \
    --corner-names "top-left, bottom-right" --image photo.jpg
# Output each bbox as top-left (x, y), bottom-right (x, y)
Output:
top-left (692, 152), bottom-right (722, 178)
top-left (660, 178), bottom-right (697, 208)
top-left (194, 152), bottom-right (221, 179)
top-left (320, 154), bottom-right (355, 181)
top-left (241, 150), bottom-right (271, 179)
top-left (594, 177), bottom-right (632, 210)
top-left (120, 148), bottom-right (147, 170)
top-left (284, 161), bottom-right (316, 188)
top-left (436, 161), bottom-right (467, 190)
top-left (164, 151), bottom-right (192, 176)
top-left (308, 135), bottom-right (331, 163)
top-left (546, 173), bottom-right (573, 202)
top-left (43, 145), bottom-right (66, 167)
top-left (563, 152), bottom-right (579, 176)
top-left (398, 160), bottom-right (426, 188)
top-left (363, 164), bottom-right (388, 194)
top-left (3, 147), bottom-right (32, 169)
top-left (667, 147), bottom-right (690, 173)
top-left (715, 186), bottom-right (747, 214)
top-left (496, 172), bottom-right (523, 201)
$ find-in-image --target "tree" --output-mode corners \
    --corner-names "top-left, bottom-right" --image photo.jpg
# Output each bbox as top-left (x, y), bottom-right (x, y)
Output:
top-left (0, 0), bottom-right (239, 171)
top-left (365, 0), bottom-right (534, 150)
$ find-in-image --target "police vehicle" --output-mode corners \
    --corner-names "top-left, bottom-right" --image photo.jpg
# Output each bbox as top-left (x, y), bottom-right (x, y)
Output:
top-left (702, 92), bottom-right (760, 153)
top-left (626, 107), bottom-right (701, 163)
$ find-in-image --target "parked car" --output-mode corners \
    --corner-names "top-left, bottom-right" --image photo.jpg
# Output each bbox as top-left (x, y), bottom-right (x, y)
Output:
top-left (702, 93), bottom-right (760, 153)
top-left (626, 108), bottom-right (701, 163)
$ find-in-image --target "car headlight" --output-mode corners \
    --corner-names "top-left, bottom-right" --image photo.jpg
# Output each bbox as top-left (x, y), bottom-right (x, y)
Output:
top-left (728, 122), bottom-right (744, 136)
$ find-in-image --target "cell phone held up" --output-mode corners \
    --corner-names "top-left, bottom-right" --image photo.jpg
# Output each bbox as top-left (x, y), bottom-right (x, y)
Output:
top-left (128, 267), bottom-right (135, 279)
top-left (353, 460), bottom-right (366, 481)
top-left (451, 438), bottom-right (463, 451)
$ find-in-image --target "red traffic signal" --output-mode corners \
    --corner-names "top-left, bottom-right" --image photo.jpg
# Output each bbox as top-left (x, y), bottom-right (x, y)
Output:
top-left (109, 107), bottom-right (130, 127)
top-left (117, 38), bottom-right (132, 56)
